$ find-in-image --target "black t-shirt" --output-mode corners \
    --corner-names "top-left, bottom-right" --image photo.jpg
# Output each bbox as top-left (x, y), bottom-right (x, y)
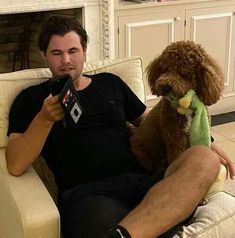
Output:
top-left (8, 72), bottom-right (146, 192)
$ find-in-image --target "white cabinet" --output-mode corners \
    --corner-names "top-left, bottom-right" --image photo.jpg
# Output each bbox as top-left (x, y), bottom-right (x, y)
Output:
top-left (185, 5), bottom-right (235, 114)
top-left (114, 0), bottom-right (235, 113)
top-left (116, 7), bottom-right (184, 105)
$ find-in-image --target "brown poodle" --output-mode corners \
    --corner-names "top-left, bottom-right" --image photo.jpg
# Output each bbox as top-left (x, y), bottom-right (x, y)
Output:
top-left (130, 40), bottom-right (224, 174)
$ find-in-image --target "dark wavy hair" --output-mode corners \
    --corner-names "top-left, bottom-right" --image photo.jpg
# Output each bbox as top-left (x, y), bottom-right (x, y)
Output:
top-left (38, 15), bottom-right (88, 53)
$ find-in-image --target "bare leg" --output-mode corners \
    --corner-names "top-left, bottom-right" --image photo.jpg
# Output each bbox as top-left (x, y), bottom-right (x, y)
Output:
top-left (119, 145), bottom-right (220, 238)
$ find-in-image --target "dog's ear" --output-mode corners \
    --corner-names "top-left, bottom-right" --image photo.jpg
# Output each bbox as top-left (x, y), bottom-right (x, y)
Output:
top-left (146, 55), bottom-right (163, 94)
top-left (197, 58), bottom-right (224, 106)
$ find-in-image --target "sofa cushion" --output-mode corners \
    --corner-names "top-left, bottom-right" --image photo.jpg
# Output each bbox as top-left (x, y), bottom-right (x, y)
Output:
top-left (0, 68), bottom-right (50, 148)
top-left (173, 191), bottom-right (235, 238)
top-left (0, 57), bottom-right (144, 148)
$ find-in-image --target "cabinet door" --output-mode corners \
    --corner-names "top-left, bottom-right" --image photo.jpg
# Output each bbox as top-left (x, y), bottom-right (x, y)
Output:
top-left (186, 6), bottom-right (235, 114)
top-left (117, 9), bottom-right (184, 106)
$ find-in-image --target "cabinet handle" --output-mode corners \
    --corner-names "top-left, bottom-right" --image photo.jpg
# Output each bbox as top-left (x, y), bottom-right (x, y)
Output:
top-left (174, 16), bottom-right (181, 21)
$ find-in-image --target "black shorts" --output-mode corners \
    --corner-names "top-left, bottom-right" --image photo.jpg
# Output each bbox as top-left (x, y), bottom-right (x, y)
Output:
top-left (58, 173), bottom-right (187, 238)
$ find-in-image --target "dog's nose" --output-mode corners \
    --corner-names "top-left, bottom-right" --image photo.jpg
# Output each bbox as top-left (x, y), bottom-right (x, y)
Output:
top-left (162, 85), bottom-right (172, 95)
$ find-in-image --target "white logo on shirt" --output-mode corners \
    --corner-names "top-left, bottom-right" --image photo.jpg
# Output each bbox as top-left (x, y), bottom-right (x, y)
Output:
top-left (116, 228), bottom-right (125, 238)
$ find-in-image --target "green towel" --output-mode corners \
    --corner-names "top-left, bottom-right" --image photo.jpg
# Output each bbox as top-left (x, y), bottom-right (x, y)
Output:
top-left (189, 91), bottom-right (210, 147)
top-left (165, 89), bottom-right (210, 147)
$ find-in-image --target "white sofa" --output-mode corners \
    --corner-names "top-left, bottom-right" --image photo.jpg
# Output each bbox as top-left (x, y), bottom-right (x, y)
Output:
top-left (0, 57), bottom-right (235, 238)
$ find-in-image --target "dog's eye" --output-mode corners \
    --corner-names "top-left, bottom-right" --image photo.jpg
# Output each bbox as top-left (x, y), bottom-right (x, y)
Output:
top-left (162, 85), bottom-right (172, 95)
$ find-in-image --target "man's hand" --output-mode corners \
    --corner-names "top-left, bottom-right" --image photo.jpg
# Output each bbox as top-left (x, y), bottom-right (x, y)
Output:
top-left (39, 94), bottom-right (64, 123)
top-left (211, 142), bottom-right (235, 179)
top-left (5, 94), bottom-right (64, 176)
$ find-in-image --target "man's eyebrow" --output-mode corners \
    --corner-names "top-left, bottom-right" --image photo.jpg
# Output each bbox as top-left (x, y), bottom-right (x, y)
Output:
top-left (50, 49), bottom-right (62, 53)
top-left (50, 47), bottom-right (79, 53)
top-left (68, 47), bottom-right (79, 51)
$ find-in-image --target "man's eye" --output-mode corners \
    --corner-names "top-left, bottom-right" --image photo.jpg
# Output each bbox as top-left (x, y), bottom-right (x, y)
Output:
top-left (69, 49), bottom-right (78, 54)
top-left (52, 51), bottom-right (61, 56)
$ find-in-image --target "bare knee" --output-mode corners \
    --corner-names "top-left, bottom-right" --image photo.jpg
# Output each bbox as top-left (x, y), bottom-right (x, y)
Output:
top-left (165, 145), bottom-right (220, 183)
top-left (185, 145), bottom-right (220, 169)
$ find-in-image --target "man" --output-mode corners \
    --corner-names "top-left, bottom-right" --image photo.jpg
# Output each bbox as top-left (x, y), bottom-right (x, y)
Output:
top-left (6, 15), bottom-right (234, 238)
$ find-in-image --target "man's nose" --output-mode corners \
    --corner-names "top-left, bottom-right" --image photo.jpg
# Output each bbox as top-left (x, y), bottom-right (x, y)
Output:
top-left (62, 53), bottom-right (70, 64)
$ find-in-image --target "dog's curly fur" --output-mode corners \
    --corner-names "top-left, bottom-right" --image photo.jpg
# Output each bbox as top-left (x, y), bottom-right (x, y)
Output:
top-left (130, 41), bottom-right (224, 173)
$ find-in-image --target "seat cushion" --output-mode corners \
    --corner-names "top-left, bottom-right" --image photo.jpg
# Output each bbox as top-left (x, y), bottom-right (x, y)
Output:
top-left (174, 191), bottom-right (235, 238)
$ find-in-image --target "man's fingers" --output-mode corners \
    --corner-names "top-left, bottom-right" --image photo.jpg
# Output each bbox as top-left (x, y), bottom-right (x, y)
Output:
top-left (48, 95), bottom-right (59, 104)
top-left (220, 156), bottom-right (235, 179)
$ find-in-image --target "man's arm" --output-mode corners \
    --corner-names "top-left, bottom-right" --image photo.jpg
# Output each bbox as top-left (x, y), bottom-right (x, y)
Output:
top-left (5, 95), bottom-right (64, 176)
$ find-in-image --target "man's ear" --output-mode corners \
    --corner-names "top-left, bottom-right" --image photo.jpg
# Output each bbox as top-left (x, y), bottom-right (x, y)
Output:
top-left (84, 46), bottom-right (87, 54)
top-left (83, 47), bottom-right (87, 60)
top-left (40, 51), bottom-right (47, 60)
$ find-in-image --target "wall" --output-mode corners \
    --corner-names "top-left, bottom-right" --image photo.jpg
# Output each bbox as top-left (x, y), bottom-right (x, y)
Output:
top-left (0, 0), bottom-right (114, 73)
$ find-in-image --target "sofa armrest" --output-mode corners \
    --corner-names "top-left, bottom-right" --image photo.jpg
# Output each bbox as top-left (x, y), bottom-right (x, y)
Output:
top-left (0, 149), bottom-right (60, 238)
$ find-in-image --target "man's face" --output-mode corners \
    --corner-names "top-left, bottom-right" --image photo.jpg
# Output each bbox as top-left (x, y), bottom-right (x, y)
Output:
top-left (43, 31), bottom-right (86, 80)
